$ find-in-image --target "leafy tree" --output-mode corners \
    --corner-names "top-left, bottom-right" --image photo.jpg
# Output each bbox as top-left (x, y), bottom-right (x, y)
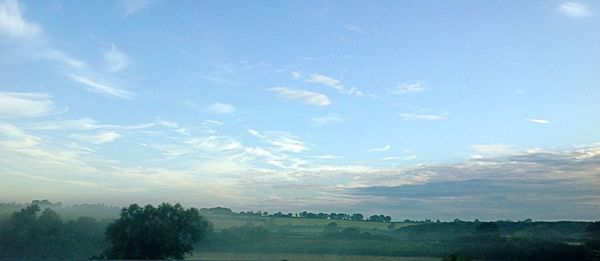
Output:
top-left (0, 205), bottom-right (106, 259)
top-left (350, 213), bottom-right (364, 221)
top-left (369, 215), bottom-right (382, 222)
top-left (383, 215), bottom-right (392, 222)
top-left (323, 222), bottom-right (339, 234)
top-left (104, 203), bottom-right (210, 260)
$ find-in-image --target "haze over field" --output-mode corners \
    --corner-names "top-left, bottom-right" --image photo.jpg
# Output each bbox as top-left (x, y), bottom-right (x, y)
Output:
top-left (1, 0), bottom-right (599, 220)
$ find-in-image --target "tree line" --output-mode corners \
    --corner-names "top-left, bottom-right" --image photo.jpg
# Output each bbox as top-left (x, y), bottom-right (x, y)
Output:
top-left (2, 201), bottom-right (600, 260)
top-left (204, 207), bottom-right (392, 222)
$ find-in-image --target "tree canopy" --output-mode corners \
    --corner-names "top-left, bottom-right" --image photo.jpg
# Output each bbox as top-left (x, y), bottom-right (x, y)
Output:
top-left (104, 203), bottom-right (210, 260)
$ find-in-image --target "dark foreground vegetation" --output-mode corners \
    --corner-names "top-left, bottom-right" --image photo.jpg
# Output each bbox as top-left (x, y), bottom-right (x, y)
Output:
top-left (1, 200), bottom-right (600, 260)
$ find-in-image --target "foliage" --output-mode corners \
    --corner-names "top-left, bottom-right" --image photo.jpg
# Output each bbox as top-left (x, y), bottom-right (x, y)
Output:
top-left (0, 205), bottom-right (106, 259)
top-left (104, 203), bottom-right (210, 260)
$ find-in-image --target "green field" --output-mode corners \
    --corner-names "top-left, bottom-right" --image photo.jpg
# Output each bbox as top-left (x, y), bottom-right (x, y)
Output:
top-left (190, 252), bottom-right (439, 261)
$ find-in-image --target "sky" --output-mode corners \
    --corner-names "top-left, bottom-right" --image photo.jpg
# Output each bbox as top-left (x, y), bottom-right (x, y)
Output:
top-left (0, 0), bottom-right (599, 221)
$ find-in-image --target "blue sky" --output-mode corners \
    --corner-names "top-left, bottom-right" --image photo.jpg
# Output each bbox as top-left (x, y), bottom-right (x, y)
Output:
top-left (1, 0), bottom-right (599, 220)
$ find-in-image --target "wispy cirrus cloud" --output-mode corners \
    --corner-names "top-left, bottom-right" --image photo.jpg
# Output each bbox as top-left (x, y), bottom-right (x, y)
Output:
top-left (269, 87), bottom-right (331, 106)
top-left (70, 74), bottom-right (134, 99)
top-left (558, 2), bottom-right (592, 17)
top-left (70, 131), bottom-right (122, 144)
top-left (0, 0), bottom-right (41, 41)
top-left (204, 102), bottom-right (236, 114)
top-left (368, 144), bottom-right (391, 152)
top-left (392, 82), bottom-right (427, 95)
top-left (307, 73), bottom-right (363, 96)
top-left (0, 92), bottom-right (56, 118)
top-left (311, 114), bottom-right (344, 126)
top-left (105, 44), bottom-right (129, 72)
top-left (471, 144), bottom-right (516, 158)
top-left (27, 117), bottom-right (154, 131)
top-left (527, 118), bottom-right (550, 124)
top-left (399, 112), bottom-right (445, 121)
top-left (248, 129), bottom-right (308, 153)
top-left (382, 155), bottom-right (417, 161)
top-left (121, 0), bottom-right (156, 16)
top-left (0, 0), bottom-right (85, 68)
top-left (1, 1), bottom-right (137, 101)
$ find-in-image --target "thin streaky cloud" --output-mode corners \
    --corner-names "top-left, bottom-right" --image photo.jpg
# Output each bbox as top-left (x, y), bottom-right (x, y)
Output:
top-left (527, 118), bottom-right (550, 124)
top-left (392, 82), bottom-right (427, 95)
top-left (368, 144), bottom-right (391, 152)
top-left (306, 73), bottom-right (362, 96)
top-left (314, 154), bottom-right (343, 160)
top-left (269, 87), bottom-right (331, 106)
top-left (105, 44), bottom-right (129, 72)
top-left (471, 144), bottom-right (515, 157)
top-left (7, 171), bottom-right (97, 187)
top-left (311, 115), bottom-right (344, 126)
top-left (121, 0), bottom-right (155, 16)
top-left (399, 112), bottom-right (445, 121)
top-left (39, 49), bottom-right (86, 69)
top-left (0, 92), bottom-right (55, 118)
top-left (69, 74), bottom-right (134, 99)
top-left (0, 0), bottom-right (42, 41)
top-left (0, 1), bottom-right (87, 69)
top-left (70, 131), bottom-right (122, 144)
top-left (558, 2), bottom-right (592, 17)
top-left (204, 102), bottom-right (236, 114)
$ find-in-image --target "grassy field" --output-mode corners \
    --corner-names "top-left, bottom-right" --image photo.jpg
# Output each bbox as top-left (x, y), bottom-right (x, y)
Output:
top-left (204, 214), bottom-right (412, 231)
top-left (190, 252), bottom-right (439, 261)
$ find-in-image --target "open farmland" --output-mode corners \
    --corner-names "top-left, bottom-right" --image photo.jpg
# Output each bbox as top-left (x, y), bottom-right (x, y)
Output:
top-left (189, 252), bottom-right (439, 261)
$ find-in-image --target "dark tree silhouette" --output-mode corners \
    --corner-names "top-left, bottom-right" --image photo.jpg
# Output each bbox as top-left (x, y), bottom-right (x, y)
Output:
top-left (104, 203), bottom-right (210, 260)
top-left (350, 213), bottom-right (364, 221)
top-left (475, 222), bottom-right (500, 236)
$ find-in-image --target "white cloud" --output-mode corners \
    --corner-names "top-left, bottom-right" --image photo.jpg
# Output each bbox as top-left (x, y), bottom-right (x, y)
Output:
top-left (311, 115), bottom-right (344, 126)
top-left (121, 0), bottom-right (154, 16)
top-left (70, 74), bottom-right (134, 99)
top-left (105, 44), bottom-right (129, 72)
top-left (8, 171), bottom-right (97, 187)
top-left (39, 49), bottom-right (86, 69)
top-left (368, 144), bottom-right (391, 152)
top-left (559, 2), bottom-right (592, 17)
top-left (269, 87), bottom-right (331, 106)
top-left (399, 112), bottom-right (445, 121)
top-left (28, 117), bottom-right (154, 131)
top-left (527, 118), bottom-right (550, 124)
top-left (204, 102), bottom-right (236, 114)
top-left (471, 144), bottom-right (515, 158)
top-left (404, 155), bottom-right (417, 160)
top-left (0, 0), bottom-right (41, 41)
top-left (307, 73), bottom-right (362, 96)
top-left (269, 135), bottom-right (307, 153)
top-left (392, 82), bottom-right (427, 95)
top-left (71, 131), bottom-right (122, 144)
top-left (291, 71), bottom-right (302, 79)
top-left (248, 129), bottom-right (308, 153)
top-left (308, 74), bottom-right (343, 90)
top-left (0, 92), bottom-right (56, 118)
top-left (314, 154), bottom-right (342, 160)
